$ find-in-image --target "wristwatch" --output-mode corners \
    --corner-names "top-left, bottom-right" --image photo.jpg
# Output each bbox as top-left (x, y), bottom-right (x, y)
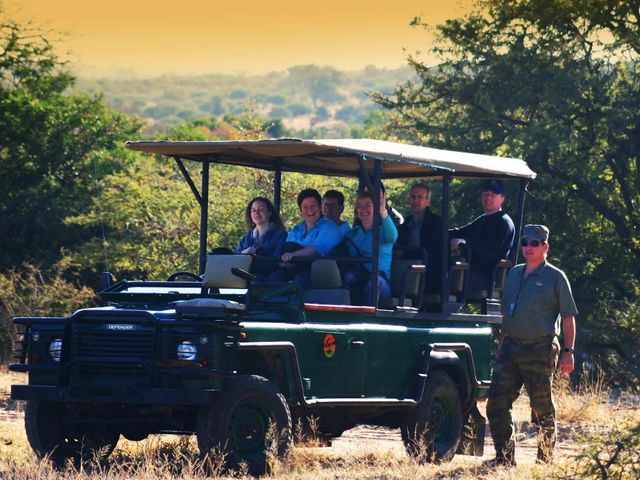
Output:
top-left (563, 347), bottom-right (575, 353)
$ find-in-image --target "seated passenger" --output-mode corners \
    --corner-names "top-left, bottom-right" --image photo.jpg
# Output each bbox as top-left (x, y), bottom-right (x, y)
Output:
top-left (236, 196), bottom-right (287, 257)
top-left (268, 188), bottom-right (341, 289)
top-left (343, 191), bottom-right (398, 306)
top-left (360, 181), bottom-right (404, 226)
top-left (449, 179), bottom-right (515, 292)
top-left (322, 189), bottom-right (351, 239)
top-left (397, 183), bottom-right (443, 294)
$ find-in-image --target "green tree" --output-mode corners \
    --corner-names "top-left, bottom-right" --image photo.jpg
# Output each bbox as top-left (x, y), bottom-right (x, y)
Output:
top-left (0, 16), bottom-right (140, 270)
top-left (373, 0), bottom-right (640, 381)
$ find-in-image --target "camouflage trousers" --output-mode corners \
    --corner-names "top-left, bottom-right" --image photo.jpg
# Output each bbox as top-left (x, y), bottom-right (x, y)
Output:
top-left (486, 335), bottom-right (560, 463)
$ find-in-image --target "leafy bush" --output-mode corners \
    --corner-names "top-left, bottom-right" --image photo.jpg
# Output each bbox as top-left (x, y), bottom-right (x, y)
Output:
top-left (580, 298), bottom-right (640, 389)
top-left (0, 265), bottom-right (96, 364)
top-left (572, 421), bottom-right (640, 479)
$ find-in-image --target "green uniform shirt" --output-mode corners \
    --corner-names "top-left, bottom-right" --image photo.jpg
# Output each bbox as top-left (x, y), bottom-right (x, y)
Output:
top-left (501, 260), bottom-right (578, 341)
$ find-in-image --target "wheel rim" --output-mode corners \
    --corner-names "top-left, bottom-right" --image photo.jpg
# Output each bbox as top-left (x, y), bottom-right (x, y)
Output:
top-left (430, 396), bottom-right (456, 450)
top-left (227, 401), bottom-right (271, 454)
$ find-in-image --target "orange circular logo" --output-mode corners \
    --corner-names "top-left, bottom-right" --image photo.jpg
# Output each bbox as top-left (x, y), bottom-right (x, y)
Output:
top-left (323, 334), bottom-right (336, 358)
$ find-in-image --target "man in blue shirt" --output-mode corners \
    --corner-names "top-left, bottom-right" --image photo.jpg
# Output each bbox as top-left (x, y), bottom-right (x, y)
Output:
top-left (322, 190), bottom-right (351, 239)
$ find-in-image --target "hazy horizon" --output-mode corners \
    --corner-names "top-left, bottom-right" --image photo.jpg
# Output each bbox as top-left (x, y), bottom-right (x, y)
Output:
top-left (10, 0), bottom-right (473, 78)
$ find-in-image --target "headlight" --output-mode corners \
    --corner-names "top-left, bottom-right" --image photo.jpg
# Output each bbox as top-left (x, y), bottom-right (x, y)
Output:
top-left (49, 338), bottom-right (63, 362)
top-left (177, 341), bottom-right (197, 361)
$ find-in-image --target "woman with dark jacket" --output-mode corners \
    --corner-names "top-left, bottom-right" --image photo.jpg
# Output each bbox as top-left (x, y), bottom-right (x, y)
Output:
top-left (236, 197), bottom-right (287, 258)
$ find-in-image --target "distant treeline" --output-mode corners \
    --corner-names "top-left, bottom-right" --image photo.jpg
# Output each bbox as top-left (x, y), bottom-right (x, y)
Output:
top-left (71, 65), bottom-right (416, 136)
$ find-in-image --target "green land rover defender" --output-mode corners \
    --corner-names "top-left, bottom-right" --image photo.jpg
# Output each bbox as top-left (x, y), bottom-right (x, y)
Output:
top-left (10, 139), bottom-right (535, 474)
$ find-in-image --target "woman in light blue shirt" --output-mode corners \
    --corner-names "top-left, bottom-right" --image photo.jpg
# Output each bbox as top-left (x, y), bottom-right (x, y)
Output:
top-left (344, 191), bottom-right (398, 305)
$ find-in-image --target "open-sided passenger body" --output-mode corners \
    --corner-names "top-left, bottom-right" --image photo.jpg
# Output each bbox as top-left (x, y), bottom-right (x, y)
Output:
top-left (126, 138), bottom-right (536, 314)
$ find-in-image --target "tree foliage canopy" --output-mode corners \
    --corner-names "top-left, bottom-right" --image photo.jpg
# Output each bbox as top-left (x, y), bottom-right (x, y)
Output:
top-left (373, 0), bottom-right (640, 382)
top-left (0, 17), bottom-right (140, 270)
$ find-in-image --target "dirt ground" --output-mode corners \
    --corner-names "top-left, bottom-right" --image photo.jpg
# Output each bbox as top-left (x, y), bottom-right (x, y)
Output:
top-left (318, 398), bottom-right (579, 465)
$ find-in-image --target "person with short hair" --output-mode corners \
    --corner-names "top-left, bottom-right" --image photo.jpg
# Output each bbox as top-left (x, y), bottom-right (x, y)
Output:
top-left (236, 197), bottom-right (287, 257)
top-left (268, 188), bottom-right (341, 288)
top-left (343, 191), bottom-right (398, 306)
top-left (449, 179), bottom-right (515, 291)
top-left (322, 189), bottom-right (351, 239)
top-left (487, 224), bottom-right (577, 466)
top-left (397, 183), bottom-right (443, 293)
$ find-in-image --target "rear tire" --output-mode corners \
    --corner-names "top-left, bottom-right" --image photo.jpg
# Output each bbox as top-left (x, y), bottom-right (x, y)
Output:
top-left (25, 400), bottom-right (119, 467)
top-left (401, 371), bottom-right (463, 462)
top-left (197, 375), bottom-right (292, 476)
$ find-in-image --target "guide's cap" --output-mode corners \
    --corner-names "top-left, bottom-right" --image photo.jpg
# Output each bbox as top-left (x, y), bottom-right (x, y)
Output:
top-left (522, 224), bottom-right (549, 242)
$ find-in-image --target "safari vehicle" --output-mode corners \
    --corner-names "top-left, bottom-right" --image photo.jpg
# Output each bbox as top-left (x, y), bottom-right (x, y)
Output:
top-left (10, 139), bottom-right (535, 474)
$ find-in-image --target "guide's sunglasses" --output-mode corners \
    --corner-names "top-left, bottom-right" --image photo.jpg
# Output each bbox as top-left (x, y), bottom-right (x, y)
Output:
top-left (521, 239), bottom-right (545, 247)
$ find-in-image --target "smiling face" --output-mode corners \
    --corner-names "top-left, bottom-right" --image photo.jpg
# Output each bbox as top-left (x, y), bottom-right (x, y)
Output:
top-left (356, 196), bottom-right (375, 229)
top-left (250, 199), bottom-right (271, 227)
top-left (300, 196), bottom-right (321, 226)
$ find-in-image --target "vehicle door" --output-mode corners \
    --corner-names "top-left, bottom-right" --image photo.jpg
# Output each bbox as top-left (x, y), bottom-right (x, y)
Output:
top-left (298, 305), bottom-right (369, 399)
top-left (362, 321), bottom-right (423, 399)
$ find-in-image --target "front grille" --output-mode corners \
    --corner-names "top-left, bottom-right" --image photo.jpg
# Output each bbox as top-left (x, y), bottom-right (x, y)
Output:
top-left (70, 321), bottom-right (156, 386)
top-left (75, 362), bottom-right (144, 377)
top-left (73, 328), bottom-right (155, 360)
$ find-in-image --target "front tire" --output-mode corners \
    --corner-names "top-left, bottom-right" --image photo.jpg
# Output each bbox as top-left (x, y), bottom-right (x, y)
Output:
top-left (197, 375), bottom-right (292, 476)
top-left (401, 371), bottom-right (463, 462)
top-left (25, 400), bottom-right (119, 467)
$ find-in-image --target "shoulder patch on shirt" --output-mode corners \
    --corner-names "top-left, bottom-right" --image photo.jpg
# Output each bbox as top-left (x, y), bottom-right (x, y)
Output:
top-left (535, 281), bottom-right (543, 287)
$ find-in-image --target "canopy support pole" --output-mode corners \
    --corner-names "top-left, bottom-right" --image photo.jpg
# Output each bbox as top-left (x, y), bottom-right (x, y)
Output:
top-left (441, 174), bottom-right (451, 312)
top-left (199, 160), bottom-right (210, 275)
top-left (371, 158), bottom-right (382, 309)
top-left (273, 162), bottom-right (282, 213)
top-left (511, 178), bottom-right (529, 265)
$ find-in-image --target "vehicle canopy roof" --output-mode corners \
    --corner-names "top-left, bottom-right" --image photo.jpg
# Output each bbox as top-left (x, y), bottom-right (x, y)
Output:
top-left (125, 138), bottom-right (536, 180)
top-left (126, 138), bottom-right (535, 309)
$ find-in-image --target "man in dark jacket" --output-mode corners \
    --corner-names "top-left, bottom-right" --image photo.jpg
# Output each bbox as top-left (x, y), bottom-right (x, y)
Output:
top-left (449, 179), bottom-right (515, 292)
top-left (397, 183), bottom-right (443, 293)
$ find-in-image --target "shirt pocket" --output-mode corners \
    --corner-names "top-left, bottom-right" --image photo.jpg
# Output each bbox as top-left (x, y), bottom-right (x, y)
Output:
top-left (519, 283), bottom-right (549, 313)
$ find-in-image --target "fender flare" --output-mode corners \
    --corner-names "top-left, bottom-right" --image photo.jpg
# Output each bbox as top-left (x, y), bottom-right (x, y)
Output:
top-left (417, 343), bottom-right (491, 410)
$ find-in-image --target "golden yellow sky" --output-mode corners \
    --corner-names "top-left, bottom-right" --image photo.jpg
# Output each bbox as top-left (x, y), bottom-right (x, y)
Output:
top-left (12, 0), bottom-right (473, 77)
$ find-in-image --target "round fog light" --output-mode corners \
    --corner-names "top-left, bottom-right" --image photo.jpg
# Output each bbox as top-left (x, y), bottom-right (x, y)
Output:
top-left (177, 341), bottom-right (197, 361)
top-left (49, 338), bottom-right (63, 362)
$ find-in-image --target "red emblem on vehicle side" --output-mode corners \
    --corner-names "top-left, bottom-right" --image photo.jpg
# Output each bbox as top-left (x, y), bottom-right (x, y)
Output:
top-left (323, 333), bottom-right (336, 358)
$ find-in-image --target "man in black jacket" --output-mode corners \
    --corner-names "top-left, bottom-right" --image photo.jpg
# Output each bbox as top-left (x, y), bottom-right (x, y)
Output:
top-left (397, 183), bottom-right (443, 294)
top-left (449, 179), bottom-right (515, 292)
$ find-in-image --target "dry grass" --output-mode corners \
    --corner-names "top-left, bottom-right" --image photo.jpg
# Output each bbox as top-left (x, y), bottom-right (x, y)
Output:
top-left (0, 368), bottom-right (638, 479)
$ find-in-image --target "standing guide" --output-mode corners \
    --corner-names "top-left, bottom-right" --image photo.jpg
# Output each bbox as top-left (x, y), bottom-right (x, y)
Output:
top-left (487, 224), bottom-right (577, 466)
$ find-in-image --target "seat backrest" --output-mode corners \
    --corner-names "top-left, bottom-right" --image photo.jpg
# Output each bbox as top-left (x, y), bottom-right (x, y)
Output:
top-left (303, 259), bottom-right (351, 305)
top-left (491, 259), bottom-right (513, 297)
top-left (203, 255), bottom-right (253, 289)
top-left (450, 261), bottom-right (469, 295)
top-left (390, 259), bottom-right (424, 298)
top-left (310, 259), bottom-right (342, 289)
